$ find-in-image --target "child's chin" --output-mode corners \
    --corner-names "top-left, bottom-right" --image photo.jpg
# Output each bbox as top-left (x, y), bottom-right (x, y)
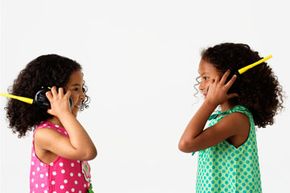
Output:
top-left (72, 108), bottom-right (79, 116)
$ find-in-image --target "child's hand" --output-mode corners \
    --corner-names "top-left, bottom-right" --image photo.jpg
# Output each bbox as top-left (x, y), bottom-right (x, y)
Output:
top-left (45, 86), bottom-right (72, 117)
top-left (205, 70), bottom-right (238, 106)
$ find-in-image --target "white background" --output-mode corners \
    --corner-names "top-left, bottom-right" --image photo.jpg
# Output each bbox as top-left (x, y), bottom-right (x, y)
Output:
top-left (1, 0), bottom-right (289, 192)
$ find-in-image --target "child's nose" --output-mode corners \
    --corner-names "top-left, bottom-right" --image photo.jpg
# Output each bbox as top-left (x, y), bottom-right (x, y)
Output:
top-left (79, 90), bottom-right (85, 101)
top-left (198, 82), bottom-right (205, 92)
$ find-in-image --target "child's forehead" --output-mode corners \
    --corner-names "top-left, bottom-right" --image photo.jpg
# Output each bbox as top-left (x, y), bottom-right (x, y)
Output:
top-left (66, 70), bottom-right (84, 85)
top-left (198, 60), bottom-right (219, 74)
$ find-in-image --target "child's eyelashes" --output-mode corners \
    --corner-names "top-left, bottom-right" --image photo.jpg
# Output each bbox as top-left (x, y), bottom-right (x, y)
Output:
top-left (69, 86), bottom-right (87, 95)
top-left (196, 75), bottom-right (211, 84)
top-left (70, 87), bottom-right (83, 93)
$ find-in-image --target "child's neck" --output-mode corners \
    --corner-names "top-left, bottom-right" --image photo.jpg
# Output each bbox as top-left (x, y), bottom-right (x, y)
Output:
top-left (220, 101), bottom-right (234, 112)
top-left (48, 117), bottom-right (63, 127)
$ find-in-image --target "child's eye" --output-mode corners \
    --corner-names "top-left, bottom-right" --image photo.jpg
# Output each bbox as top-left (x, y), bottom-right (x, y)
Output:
top-left (202, 76), bottom-right (209, 81)
top-left (72, 87), bottom-right (80, 92)
top-left (195, 75), bottom-right (210, 84)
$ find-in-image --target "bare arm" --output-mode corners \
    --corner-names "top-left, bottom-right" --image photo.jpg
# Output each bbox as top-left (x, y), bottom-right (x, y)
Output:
top-left (35, 127), bottom-right (96, 160)
top-left (178, 112), bottom-right (249, 152)
top-left (178, 100), bottom-right (217, 152)
top-left (35, 87), bottom-right (97, 160)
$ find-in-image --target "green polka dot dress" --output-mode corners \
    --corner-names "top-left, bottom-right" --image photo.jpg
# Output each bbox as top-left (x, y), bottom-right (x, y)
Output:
top-left (195, 105), bottom-right (262, 193)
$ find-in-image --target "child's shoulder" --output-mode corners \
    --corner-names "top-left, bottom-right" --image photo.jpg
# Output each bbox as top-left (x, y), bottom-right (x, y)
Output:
top-left (221, 105), bottom-right (253, 120)
top-left (34, 121), bottom-right (68, 136)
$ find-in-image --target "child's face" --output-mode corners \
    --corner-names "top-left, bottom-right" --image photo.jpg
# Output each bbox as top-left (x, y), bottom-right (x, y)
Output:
top-left (65, 70), bottom-right (85, 116)
top-left (197, 59), bottom-right (222, 97)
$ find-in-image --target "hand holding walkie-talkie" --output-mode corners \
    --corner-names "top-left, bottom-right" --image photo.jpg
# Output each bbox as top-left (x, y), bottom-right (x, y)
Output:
top-left (45, 86), bottom-right (74, 116)
top-left (0, 86), bottom-right (73, 111)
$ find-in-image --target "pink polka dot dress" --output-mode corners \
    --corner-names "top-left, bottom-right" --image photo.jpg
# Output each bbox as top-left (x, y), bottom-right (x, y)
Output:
top-left (30, 121), bottom-right (92, 193)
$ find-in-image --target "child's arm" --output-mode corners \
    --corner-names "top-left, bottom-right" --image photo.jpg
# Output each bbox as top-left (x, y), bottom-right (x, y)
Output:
top-left (179, 111), bottom-right (249, 153)
top-left (179, 70), bottom-right (244, 153)
top-left (35, 87), bottom-right (97, 160)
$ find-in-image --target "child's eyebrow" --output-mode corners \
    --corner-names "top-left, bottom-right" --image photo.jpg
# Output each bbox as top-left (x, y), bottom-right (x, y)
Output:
top-left (71, 83), bottom-right (82, 87)
top-left (199, 72), bottom-right (210, 76)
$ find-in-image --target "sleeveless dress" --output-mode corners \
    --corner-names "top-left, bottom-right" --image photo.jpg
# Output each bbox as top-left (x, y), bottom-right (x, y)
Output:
top-left (30, 121), bottom-right (93, 193)
top-left (195, 105), bottom-right (262, 193)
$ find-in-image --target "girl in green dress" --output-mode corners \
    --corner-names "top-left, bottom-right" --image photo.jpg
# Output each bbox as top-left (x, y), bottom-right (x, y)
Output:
top-left (178, 43), bottom-right (283, 193)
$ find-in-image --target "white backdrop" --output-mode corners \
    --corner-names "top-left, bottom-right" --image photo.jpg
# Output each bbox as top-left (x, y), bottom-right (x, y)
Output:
top-left (1, 0), bottom-right (289, 192)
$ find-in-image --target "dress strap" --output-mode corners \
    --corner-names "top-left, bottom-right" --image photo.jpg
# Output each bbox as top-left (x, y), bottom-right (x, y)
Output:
top-left (208, 105), bottom-right (253, 120)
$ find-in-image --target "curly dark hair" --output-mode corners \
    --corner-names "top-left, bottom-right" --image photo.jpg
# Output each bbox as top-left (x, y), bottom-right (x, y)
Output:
top-left (5, 54), bottom-right (90, 137)
top-left (201, 43), bottom-right (284, 128)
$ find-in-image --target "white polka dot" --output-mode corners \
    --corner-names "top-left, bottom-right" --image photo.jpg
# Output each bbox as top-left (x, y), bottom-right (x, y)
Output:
top-left (64, 179), bottom-right (68, 184)
top-left (55, 124), bottom-right (59, 128)
top-left (74, 180), bottom-right (78, 185)
top-left (43, 124), bottom-right (48, 127)
top-left (71, 188), bottom-right (75, 192)
top-left (51, 180), bottom-right (55, 185)
top-left (49, 162), bottom-right (54, 166)
top-left (37, 167), bottom-right (40, 171)
top-left (31, 161), bottom-right (35, 165)
top-left (70, 172), bottom-right (74, 177)
top-left (52, 171), bottom-right (57, 176)
top-left (35, 184), bottom-right (38, 188)
top-left (71, 163), bottom-right (75, 167)
top-left (52, 191), bottom-right (57, 193)
top-left (78, 173), bottom-right (81, 177)
top-left (59, 162), bottom-right (63, 167)
top-left (31, 178), bottom-right (34, 183)
top-left (33, 153), bottom-right (36, 157)
top-left (40, 174), bottom-right (44, 178)
top-left (65, 191), bottom-right (69, 193)
top-left (32, 171), bottom-right (35, 176)
top-left (84, 184), bottom-right (87, 188)
top-left (78, 191), bottom-right (82, 193)
top-left (41, 183), bottom-right (45, 188)
top-left (77, 160), bottom-right (80, 163)
top-left (45, 172), bottom-right (48, 176)
top-left (40, 163), bottom-right (44, 166)
top-left (60, 185), bottom-right (64, 189)
top-left (44, 190), bottom-right (48, 193)
top-left (61, 169), bottom-right (65, 174)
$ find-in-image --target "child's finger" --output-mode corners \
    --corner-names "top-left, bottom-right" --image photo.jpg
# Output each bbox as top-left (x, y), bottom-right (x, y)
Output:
top-left (58, 87), bottom-right (64, 97)
top-left (50, 86), bottom-right (58, 96)
top-left (220, 70), bottom-right (231, 84)
top-left (225, 74), bottom-right (237, 90)
top-left (64, 90), bottom-right (72, 99)
top-left (45, 91), bottom-right (53, 102)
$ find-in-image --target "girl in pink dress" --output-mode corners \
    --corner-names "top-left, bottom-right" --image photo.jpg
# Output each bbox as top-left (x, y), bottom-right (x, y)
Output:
top-left (5, 54), bottom-right (97, 193)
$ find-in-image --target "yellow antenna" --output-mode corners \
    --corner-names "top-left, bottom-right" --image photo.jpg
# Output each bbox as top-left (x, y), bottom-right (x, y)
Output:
top-left (238, 55), bottom-right (272, 74)
top-left (0, 93), bottom-right (33, 104)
